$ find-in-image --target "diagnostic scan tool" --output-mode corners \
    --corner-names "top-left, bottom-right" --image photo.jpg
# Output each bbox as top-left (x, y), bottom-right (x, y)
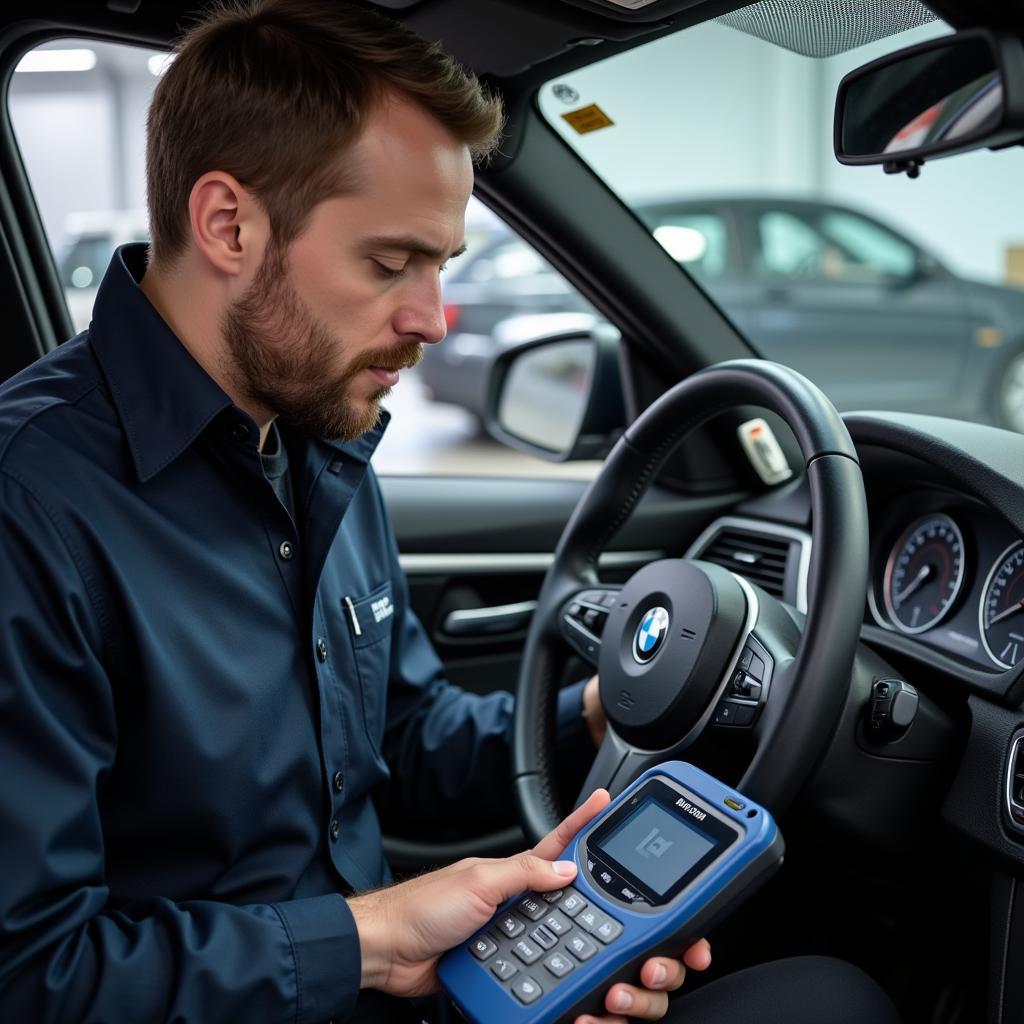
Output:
top-left (438, 762), bottom-right (783, 1023)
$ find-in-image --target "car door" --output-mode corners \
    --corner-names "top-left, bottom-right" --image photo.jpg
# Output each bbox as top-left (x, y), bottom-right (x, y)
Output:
top-left (740, 202), bottom-right (973, 414)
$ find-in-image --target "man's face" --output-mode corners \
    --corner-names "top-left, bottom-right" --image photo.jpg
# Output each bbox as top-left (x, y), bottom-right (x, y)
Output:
top-left (222, 94), bottom-right (474, 440)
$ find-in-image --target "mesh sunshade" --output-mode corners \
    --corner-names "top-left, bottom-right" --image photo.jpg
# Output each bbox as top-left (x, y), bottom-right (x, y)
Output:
top-left (716, 0), bottom-right (938, 58)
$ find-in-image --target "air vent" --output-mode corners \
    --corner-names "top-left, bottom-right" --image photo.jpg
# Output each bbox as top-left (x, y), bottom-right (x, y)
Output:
top-left (700, 528), bottom-right (792, 598)
top-left (686, 516), bottom-right (811, 610)
top-left (1007, 733), bottom-right (1024, 834)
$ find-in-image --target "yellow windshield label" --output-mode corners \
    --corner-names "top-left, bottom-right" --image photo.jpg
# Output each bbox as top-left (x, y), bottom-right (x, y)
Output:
top-left (562, 104), bottom-right (614, 135)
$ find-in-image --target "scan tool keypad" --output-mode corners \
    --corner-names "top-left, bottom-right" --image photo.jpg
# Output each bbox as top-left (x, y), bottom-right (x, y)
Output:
top-left (466, 887), bottom-right (622, 1005)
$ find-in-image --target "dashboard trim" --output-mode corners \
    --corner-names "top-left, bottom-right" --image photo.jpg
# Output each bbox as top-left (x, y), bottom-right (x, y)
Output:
top-left (684, 514), bottom-right (811, 613)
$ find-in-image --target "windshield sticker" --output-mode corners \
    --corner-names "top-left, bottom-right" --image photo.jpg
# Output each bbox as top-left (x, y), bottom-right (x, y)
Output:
top-left (562, 104), bottom-right (614, 135)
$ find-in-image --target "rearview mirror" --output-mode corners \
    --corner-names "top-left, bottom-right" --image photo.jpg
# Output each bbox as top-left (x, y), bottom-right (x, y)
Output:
top-left (485, 316), bottom-right (625, 462)
top-left (835, 29), bottom-right (1024, 177)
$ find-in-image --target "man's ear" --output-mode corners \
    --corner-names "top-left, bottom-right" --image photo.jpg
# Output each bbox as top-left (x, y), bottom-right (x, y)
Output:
top-left (188, 171), bottom-right (268, 277)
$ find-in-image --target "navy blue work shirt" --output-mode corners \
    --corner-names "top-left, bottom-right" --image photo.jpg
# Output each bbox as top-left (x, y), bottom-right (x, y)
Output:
top-left (0, 244), bottom-right (585, 1022)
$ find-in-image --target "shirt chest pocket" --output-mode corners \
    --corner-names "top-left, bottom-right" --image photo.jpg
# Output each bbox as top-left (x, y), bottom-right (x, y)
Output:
top-left (341, 582), bottom-right (395, 755)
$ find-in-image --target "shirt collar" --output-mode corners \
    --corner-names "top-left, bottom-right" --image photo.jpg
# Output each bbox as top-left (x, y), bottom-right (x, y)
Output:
top-left (89, 243), bottom-right (388, 480)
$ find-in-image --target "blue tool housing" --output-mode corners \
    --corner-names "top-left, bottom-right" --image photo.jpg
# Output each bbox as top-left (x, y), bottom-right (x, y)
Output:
top-left (438, 761), bottom-right (784, 1024)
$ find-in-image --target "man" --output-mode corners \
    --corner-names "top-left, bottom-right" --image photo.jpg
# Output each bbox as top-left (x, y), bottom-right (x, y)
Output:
top-left (0, 2), bottom-right (706, 1021)
top-left (0, 2), bottom-right (904, 1022)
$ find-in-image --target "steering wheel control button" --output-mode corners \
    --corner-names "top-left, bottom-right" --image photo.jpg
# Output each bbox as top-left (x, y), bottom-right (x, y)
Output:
top-left (491, 957), bottom-right (518, 981)
top-left (566, 932), bottom-right (598, 961)
top-left (496, 912), bottom-right (525, 938)
top-left (559, 890), bottom-right (587, 917)
top-left (512, 938), bottom-right (542, 965)
top-left (632, 605), bottom-right (670, 663)
top-left (714, 700), bottom-right (757, 727)
top-left (517, 895), bottom-right (546, 921)
top-left (469, 934), bottom-right (497, 961)
top-left (511, 975), bottom-right (543, 1005)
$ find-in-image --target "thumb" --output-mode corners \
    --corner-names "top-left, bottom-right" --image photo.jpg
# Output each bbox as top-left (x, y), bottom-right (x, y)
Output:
top-left (471, 853), bottom-right (577, 907)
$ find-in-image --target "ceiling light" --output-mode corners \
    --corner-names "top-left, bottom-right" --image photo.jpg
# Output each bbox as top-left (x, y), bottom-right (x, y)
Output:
top-left (15, 49), bottom-right (97, 73)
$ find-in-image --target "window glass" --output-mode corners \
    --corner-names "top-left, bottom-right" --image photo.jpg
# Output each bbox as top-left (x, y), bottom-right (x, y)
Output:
top-left (537, 4), bottom-right (1024, 431)
top-left (758, 212), bottom-right (825, 278)
top-left (9, 38), bottom-right (602, 478)
top-left (818, 211), bottom-right (917, 279)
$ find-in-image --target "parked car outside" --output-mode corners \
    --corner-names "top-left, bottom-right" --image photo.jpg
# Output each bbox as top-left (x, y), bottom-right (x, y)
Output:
top-left (422, 196), bottom-right (1024, 430)
top-left (54, 210), bottom-right (150, 332)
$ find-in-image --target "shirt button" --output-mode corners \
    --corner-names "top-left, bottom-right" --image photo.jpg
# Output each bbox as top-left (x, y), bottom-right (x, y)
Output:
top-left (278, 540), bottom-right (294, 560)
top-left (316, 638), bottom-right (328, 662)
top-left (230, 422), bottom-right (248, 442)
top-left (333, 771), bottom-right (344, 794)
top-left (330, 819), bottom-right (340, 842)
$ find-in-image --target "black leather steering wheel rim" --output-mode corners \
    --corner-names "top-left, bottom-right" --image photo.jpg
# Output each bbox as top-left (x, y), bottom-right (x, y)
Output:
top-left (512, 359), bottom-right (869, 845)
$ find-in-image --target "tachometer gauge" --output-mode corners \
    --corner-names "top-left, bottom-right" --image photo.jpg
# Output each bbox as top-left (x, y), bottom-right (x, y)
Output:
top-left (883, 513), bottom-right (965, 634)
top-left (980, 540), bottom-right (1024, 670)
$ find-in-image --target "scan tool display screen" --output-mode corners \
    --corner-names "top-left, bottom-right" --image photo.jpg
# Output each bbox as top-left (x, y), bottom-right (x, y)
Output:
top-left (587, 778), bottom-right (739, 906)
top-left (596, 798), bottom-right (716, 895)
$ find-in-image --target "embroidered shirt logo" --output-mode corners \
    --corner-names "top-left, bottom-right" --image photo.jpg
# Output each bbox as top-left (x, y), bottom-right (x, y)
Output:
top-left (371, 595), bottom-right (394, 624)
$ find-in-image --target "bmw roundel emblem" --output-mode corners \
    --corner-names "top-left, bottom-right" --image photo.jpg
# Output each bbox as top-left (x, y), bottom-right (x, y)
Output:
top-left (633, 606), bottom-right (670, 664)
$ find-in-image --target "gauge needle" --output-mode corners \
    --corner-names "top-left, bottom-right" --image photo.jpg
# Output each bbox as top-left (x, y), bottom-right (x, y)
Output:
top-left (894, 563), bottom-right (934, 605)
top-left (987, 599), bottom-right (1024, 626)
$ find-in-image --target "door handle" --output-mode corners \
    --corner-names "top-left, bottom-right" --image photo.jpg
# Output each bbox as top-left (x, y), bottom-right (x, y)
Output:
top-left (442, 600), bottom-right (538, 637)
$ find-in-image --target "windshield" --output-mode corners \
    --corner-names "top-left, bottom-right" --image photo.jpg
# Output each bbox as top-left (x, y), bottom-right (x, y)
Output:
top-left (538, 5), bottom-right (1024, 432)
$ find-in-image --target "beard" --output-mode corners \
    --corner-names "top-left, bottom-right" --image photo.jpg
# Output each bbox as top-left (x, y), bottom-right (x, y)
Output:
top-left (221, 244), bottom-right (422, 441)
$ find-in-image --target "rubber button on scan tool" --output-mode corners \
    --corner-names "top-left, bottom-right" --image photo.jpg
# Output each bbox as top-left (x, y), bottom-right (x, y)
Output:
top-left (518, 895), bottom-right (547, 921)
top-left (491, 957), bottom-right (518, 982)
top-left (513, 938), bottom-right (543, 965)
top-left (530, 925), bottom-right (558, 950)
top-left (495, 912), bottom-right (526, 939)
top-left (594, 914), bottom-right (623, 944)
top-left (542, 910), bottom-right (572, 936)
top-left (469, 934), bottom-right (497, 961)
top-left (545, 951), bottom-right (575, 978)
top-left (511, 976), bottom-right (543, 1005)
top-left (559, 889), bottom-right (588, 918)
top-left (566, 932), bottom-right (598, 961)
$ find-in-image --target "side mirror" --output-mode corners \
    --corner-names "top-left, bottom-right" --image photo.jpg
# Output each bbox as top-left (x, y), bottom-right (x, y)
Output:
top-left (835, 28), bottom-right (1024, 177)
top-left (485, 316), bottom-right (625, 462)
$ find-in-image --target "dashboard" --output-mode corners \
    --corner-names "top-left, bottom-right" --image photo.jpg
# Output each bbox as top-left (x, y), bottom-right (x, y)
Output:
top-left (866, 492), bottom-right (1024, 673)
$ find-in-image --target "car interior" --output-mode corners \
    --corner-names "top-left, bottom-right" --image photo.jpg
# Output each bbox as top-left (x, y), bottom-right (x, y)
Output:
top-left (4, 1), bottom-right (1024, 1022)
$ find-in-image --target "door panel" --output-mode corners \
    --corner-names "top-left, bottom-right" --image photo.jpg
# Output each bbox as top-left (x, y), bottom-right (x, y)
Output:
top-left (378, 473), bottom-right (740, 868)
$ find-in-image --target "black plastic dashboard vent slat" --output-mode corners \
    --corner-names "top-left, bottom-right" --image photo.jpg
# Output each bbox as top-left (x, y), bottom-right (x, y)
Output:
top-left (700, 528), bottom-right (793, 599)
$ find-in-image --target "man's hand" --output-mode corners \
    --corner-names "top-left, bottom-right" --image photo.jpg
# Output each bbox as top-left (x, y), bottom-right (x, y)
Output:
top-left (348, 789), bottom-right (711, 1022)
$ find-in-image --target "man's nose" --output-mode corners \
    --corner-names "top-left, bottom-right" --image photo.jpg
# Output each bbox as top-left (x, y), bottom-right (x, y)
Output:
top-left (394, 276), bottom-right (447, 344)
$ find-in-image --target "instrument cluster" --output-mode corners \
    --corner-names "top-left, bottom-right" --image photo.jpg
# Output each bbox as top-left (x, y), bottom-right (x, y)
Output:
top-left (868, 498), bottom-right (1024, 672)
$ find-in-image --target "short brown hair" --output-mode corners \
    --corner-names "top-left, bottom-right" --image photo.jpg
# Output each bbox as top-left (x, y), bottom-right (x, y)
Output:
top-left (146, 0), bottom-right (503, 266)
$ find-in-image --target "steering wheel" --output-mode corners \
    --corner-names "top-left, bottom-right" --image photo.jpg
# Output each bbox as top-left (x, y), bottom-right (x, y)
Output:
top-left (512, 359), bottom-right (868, 844)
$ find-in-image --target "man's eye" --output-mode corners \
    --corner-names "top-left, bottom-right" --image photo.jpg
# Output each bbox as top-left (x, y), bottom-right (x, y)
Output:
top-left (373, 260), bottom-right (406, 280)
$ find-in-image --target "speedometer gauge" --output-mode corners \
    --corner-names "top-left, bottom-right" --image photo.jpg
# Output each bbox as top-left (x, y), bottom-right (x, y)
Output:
top-left (883, 513), bottom-right (965, 634)
top-left (980, 540), bottom-right (1024, 670)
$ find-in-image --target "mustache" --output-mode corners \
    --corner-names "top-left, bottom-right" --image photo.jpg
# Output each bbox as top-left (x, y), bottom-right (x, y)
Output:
top-left (348, 342), bottom-right (423, 375)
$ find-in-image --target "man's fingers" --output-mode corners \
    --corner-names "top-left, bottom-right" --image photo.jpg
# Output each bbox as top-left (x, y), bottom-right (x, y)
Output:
top-left (603, 983), bottom-right (670, 1020)
top-left (469, 852), bottom-right (577, 905)
top-left (532, 788), bottom-right (610, 862)
top-left (683, 937), bottom-right (712, 971)
top-left (640, 955), bottom-right (687, 992)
